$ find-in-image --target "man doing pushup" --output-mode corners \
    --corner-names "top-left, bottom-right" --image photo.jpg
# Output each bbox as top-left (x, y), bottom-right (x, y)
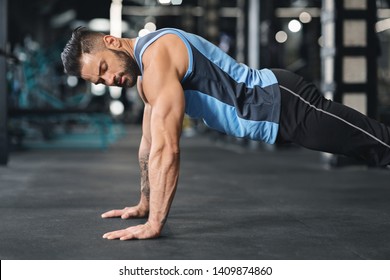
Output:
top-left (61, 27), bottom-right (390, 240)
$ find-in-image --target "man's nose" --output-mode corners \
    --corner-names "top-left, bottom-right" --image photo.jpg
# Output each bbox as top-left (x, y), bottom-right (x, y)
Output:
top-left (102, 73), bottom-right (115, 86)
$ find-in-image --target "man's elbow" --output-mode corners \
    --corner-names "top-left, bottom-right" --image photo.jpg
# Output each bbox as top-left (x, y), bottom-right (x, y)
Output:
top-left (162, 144), bottom-right (180, 161)
top-left (152, 143), bottom-right (180, 168)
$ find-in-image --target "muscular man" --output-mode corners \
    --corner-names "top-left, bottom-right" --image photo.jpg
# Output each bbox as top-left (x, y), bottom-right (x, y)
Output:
top-left (61, 27), bottom-right (390, 240)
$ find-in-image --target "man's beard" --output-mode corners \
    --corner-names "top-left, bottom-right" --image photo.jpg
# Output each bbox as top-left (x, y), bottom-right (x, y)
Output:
top-left (110, 49), bottom-right (140, 88)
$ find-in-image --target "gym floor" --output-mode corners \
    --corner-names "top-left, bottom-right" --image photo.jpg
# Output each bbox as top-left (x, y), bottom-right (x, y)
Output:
top-left (1, 125), bottom-right (389, 260)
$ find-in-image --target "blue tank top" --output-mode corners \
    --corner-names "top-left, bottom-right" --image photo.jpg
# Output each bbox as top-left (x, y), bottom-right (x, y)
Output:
top-left (133, 28), bottom-right (281, 144)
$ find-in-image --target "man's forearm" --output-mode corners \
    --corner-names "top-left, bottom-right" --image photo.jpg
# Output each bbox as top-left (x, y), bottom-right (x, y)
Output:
top-left (147, 148), bottom-right (180, 231)
top-left (139, 152), bottom-right (150, 210)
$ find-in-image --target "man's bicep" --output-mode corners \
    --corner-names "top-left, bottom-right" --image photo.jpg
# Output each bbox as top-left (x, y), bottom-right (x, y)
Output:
top-left (143, 78), bottom-right (185, 155)
top-left (141, 44), bottom-right (186, 144)
top-left (149, 85), bottom-right (185, 144)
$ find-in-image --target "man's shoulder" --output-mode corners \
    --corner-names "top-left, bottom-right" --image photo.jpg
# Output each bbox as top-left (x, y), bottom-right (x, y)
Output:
top-left (142, 33), bottom-right (188, 68)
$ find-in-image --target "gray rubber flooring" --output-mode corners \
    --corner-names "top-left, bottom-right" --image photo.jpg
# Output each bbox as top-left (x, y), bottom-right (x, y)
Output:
top-left (0, 125), bottom-right (389, 260)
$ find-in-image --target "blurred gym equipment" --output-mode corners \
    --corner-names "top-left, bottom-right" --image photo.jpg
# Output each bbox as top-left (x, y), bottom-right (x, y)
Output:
top-left (0, 0), bottom-right (8, 165)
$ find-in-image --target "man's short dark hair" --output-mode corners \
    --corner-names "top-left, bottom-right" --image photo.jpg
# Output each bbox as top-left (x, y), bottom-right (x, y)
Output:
top-left (61, 27), bottom-right (105, 76)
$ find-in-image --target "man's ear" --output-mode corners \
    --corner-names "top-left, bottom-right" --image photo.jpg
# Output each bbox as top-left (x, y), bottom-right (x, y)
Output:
top-left (103, 35), bottom-right (121, 49)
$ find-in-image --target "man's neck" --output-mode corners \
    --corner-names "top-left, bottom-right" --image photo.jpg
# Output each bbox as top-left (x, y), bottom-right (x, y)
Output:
top-left (120, 38), bottom-right (137, 59)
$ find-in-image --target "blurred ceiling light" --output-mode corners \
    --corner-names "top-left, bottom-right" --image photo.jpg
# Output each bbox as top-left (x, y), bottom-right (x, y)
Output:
top-left (91, 83), bottom-right (106, 96)
top-left (376, 18), bottom-right (390, 33)
top-left (109, 86), bottom-right (122, 99)
top-left (89, 18), bottom-right (110, 32)
top-left (158, 0), bottom-right (171, 4)
top-left (288, 19), bottom-right (302, 32)
top-left (299, 11), bottom-right (312, 23)
top-left (67, 76), bottom-right (78, 88)
top-left (275, 31), bottom-right (288, 43)
top-left (171, 0), bottom-right (183, 5)
top-left (138, 29), bottom-right (151, 37)
top-left (89, 19), bottom-right (128, 35)
top-left (144, 22), bottom-right (157, 32)
top-left (110, 100), bottom-right (125, 116)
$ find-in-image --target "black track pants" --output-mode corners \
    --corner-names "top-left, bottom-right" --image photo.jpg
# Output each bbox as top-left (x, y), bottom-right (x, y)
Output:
top-left (272, 69), bottom-right (390, 166)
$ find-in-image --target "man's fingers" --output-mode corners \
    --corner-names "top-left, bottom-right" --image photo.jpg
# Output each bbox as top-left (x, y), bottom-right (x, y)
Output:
top-left (119, 225), bottom-right (143, 240)
top-left (121, 213), bottom-right (131, 219)
top-left (121, 209), bottom-right (139, 219)
top-left (101, 206), bottom-right (145, 219)
top-left (103, 224), bottom-right (159, 240)
top-left (102, 225), bottom-right (142, 240)
top-left (102, 229), bottom-right (128, 239)
top-left (101, 209), bottom-right (125, 218)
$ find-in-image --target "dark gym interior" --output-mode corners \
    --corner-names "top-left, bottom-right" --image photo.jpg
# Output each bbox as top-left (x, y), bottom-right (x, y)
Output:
top-left (1, 0), bottom-right (390, 260)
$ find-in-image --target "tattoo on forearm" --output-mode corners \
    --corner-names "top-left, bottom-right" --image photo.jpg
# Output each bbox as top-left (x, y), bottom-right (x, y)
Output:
top-left (140, 153), bottom-right (150, 201)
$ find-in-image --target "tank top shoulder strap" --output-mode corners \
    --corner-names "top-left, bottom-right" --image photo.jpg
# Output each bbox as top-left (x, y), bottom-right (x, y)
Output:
top-left (133, 28), bottom-right (193, 81)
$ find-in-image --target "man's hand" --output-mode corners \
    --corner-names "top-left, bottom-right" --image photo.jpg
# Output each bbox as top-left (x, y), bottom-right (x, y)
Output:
top-left (101, 205), bottom-right (148, 219)
top-left (102, 222), bottom-right (160, 240)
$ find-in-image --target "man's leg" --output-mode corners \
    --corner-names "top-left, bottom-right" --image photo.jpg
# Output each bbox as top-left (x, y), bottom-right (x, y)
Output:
top-left (272, 69), bottom-right (390, 166)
